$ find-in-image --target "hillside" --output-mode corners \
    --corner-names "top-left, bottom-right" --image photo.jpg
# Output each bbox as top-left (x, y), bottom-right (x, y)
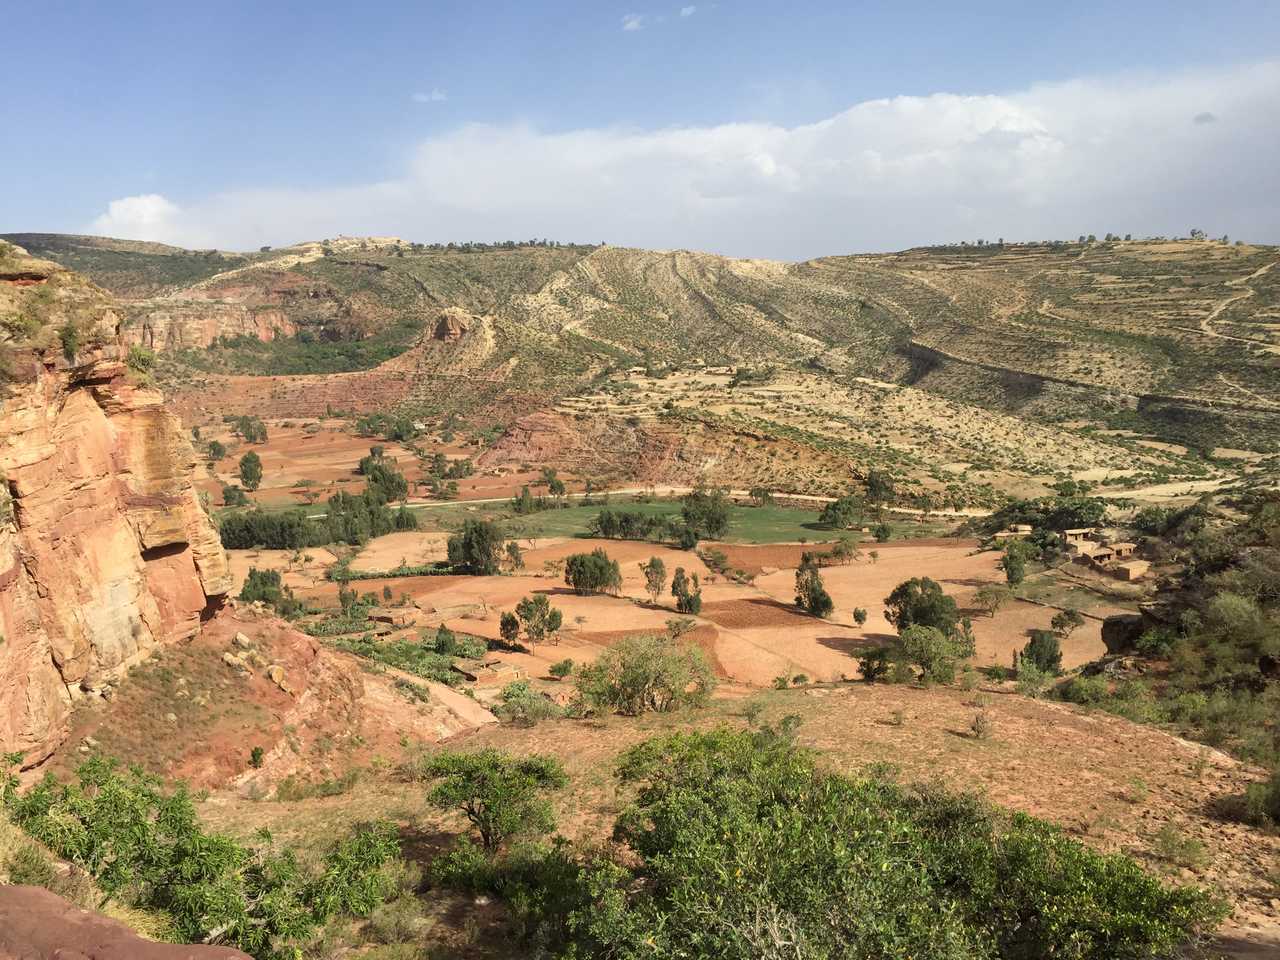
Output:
top-left (10, 232), bottom-right (1276, 504)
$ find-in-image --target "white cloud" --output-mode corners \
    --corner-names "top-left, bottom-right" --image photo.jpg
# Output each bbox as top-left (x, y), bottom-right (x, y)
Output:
top-left (680, 5), bottom-right (696, 16)
top-left (411, 88), bottom-right (447, 103)
top-left (86, 61), bottom-right (1280, 260)
top-left (622, 13), bottom-right (644, 31)
top-left (90, 193), bottom-right (200, 246)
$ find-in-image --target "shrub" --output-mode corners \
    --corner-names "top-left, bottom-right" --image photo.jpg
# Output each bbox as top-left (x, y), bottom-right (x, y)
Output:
top-left (549, 659), bottom-right (574, 679)
top-left (222, 483), bottom-right (249, 507)
top-left (493, 681), bottom-right (563, 726)
top-left (249, 746), bottom-right (265, 769)
top-left (852, 606), bottom-right (868, 625)
top-left (238, 567), bottom-right (302, 618)
top-left (2, 755), bottom-right (399, 960)
top-left (1059, 674), bottom-right (1110, 705)
top-left (575, 635), bottom-right (715, 716)
top-left (457, 728), bottom-right (1225, 959)
top-left (1016, 661), bottom-right (1051, 698)
top-left (857, 645), bottom-right (892, 682)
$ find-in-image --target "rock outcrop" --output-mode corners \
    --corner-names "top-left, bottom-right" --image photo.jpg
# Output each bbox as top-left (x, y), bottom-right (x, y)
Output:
top-left (433, 306), bottom-right (471, 342)
top-left (0, 243), bottom-right (231, 767)
top-left (0, 885), bottom-right (251, 959)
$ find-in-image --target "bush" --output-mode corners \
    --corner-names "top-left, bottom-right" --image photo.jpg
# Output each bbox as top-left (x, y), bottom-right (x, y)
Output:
top-left (1059, 674), bottom-right (1110, 705)
top-left (857, 645), bottom-right (892, 682)
top-left (1016, 661), bottom-right (1051, 698)
top-left (2, 755), bottom-right (399, 960)
top-left (451, 728), bottom-right (1225, 959)
top-left (897, 624), bottom-right (967, 683)
top-left (575, 635), bottom-right (715, 715)
top-left (549, 659), bottom-right (574, 679)
top-left (493, 681), bottom-right (564, 726)
top-left (238, 567), bottom-right (302, 618)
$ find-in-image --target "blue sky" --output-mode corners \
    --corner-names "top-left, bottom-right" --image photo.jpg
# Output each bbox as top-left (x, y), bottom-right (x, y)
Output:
top-left (4, 1), bottom-right (1278, 258)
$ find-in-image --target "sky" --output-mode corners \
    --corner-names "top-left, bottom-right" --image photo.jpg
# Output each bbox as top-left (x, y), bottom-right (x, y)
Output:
top-left (4, 1), bottom-right (1279, 260)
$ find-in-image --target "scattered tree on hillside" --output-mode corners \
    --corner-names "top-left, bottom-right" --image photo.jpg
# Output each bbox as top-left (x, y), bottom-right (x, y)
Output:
top-left (795, 555), bottom-right (835, 618)
top-left (1051, 608), bottom-right (1086, 638)
top-left (1022, 629), bottom-right (1063, 675)
top-left (884, 577), bottom-right (960, 635)
top-left (974, 583), bottom-right (1013, 618)
top-left (564, 548), bottom-right (622, 595)
top-left (640, 556), bottom-right (667, 605)
top-left (238, 451), bottom-right (263, 491)
top-left (206, 439), bottom-right (226, 461)
top-left (504, 541), bottom-right (525, 571)
top-left (514, 594), bottom-right (563, 648)
top-left (448, 519), bottom-right (505, 575)
top-left (671, 566), bottom-right (702, 614)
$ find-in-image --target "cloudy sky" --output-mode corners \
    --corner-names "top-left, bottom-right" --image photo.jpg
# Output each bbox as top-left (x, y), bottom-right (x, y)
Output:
top-left (5, 1), bottom-right (1278, 260)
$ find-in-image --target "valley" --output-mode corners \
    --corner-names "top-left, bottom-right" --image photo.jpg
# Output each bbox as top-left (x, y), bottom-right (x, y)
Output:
top-left (1, 233), bottom-right (1278, 959)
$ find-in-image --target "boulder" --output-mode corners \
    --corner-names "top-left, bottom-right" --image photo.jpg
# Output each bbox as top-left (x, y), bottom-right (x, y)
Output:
top-left (1100, 613), bottom-right (1145, 654)
top-left (0, 885), bottom-right (251, 959)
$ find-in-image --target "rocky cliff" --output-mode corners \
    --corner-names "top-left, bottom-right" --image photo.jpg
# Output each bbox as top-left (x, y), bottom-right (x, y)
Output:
top-left (0, 241), bottom-right (231, 767)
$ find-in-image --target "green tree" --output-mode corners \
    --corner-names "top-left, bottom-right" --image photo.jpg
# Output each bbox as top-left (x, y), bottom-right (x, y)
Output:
top-left (794, 556), bottom-right (835, 618)
top-left (207, 439), bottom-right (226, 461)
top-left (238, 451), bottom-right (263, 491)
top-left (681, 483), bottom-right (729, 541)
top-left (447, 520), bottom-right (505, 575)
top-left (564, 548), bottom-right (622, 595)
top-left (897, 624), bottom-right (968, 683)
top-left (1051, 608), bottom-right (1086, 638)
top-left (1001, 541), bottom-right (1033, 585)
top-left (884, 577), bottom-right (960, 635)
top-left (505, 541), bottom-right (525, 571)
top-left (515, 593), bottom-right (563, 647)
top-left (498, 611), bottom-right (521, 649)
top-left (819, 492), bottom-right (866, 529)
top-left (865, 468), bottom-right (896, 511)
top-left (1022, 629), bottom-right (1063, 674)
top-left (222, 484), bottom-right (249, 507)
top-left (639, 556), bottom-right (667, 605)
top-left (974, 583), bottom-right (1013, 618)
top-left (670, 566), bottom-right (702, 614)
top-left (422, 749), bottom-right (568, 851)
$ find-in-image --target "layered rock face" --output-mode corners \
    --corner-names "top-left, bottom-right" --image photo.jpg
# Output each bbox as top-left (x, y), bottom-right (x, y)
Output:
top-left (0, 243), bottom-right (230, 766)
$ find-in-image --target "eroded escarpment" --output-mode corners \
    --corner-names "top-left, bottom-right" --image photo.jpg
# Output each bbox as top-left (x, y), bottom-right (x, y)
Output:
top-left (0, 245), bottom-right (230, 767)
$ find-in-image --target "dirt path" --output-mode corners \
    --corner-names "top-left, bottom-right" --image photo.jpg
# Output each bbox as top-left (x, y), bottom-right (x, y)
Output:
top-left (1199, 259), bottom-right (1279, 352)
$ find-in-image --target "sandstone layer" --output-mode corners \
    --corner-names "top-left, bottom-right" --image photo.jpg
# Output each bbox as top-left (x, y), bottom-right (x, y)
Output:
top-left (0, 243), bottom-right (231, 767)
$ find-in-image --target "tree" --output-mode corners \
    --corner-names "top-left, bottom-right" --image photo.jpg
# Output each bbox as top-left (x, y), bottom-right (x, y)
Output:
top-left (864, 468), bottom-right (896, 511)
top-left (794, 556), bottom-right (835, 618)
top-left (564, 548), bottom-right (623, 595)
top-left (974, 584), bottom-right (1013, 618)
top-left (748, 486), bottom-right (774, 507)
top-left (575, 635), bottom-right (715, 715)
top-left (422, 749), bottom-right (567, 851)
top-left (548, 659), bottom-right (574, 680)
top-left (222, 484), bottom-right (249, 507)
top-left (884, 577), bottom-right (959, 635)
top-left (1022, 629), bottom-right (1063, 674)
top-left (499, 611), bottom-right (521, 649)
top-left (671, 566), bottom-right (702, 614)
top-left (207, 439), bottom-right (226, 462)
top-left (1001, 542), bottom-right (1031, 585)
top-left (681, 484), bottom-right (729, 541)
top-left (853, 607), bottom-right (868, 626)
top-left (897, 624), bottom-right (967, 683)
top-left (541, 468), bottom-right (566, 497)
top-left (819, 492), bottom-right (866, 529)
top-left (238, 451), bottom-right (263, 491)
top-left (1051, 608), bottom-right (1085, 638)
top-left (640, 556), bottom-right (667, 605)
top-left (505, 541), bottom-right (525, 571)
top-left (515, 593), bottom-right (563, 647)
top-left (447, 520), bottom-right (505, 575)
top-left (830, 536), bottom-right (861, 564)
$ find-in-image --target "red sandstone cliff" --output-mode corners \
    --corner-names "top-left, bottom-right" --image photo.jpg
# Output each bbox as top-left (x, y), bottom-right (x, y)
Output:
top-left (0, 242), bottom-right (231, 766)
